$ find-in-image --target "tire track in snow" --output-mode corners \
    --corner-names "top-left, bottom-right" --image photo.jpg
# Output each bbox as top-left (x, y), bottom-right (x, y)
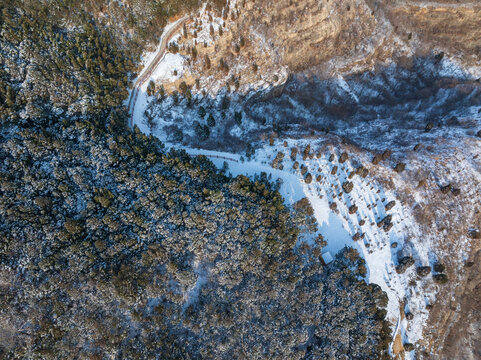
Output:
top-left (127, 15), bottom-right (190, 128)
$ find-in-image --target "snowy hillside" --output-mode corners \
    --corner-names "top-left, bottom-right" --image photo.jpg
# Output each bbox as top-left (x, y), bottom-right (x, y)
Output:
top-left (125, 4), bottom-right (481, 358)
top-left (178, 139), bottom-right (441, 358)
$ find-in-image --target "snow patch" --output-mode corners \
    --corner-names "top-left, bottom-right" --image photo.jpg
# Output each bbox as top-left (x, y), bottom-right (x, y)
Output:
top-left (179, 138), bottom-right (437, 359)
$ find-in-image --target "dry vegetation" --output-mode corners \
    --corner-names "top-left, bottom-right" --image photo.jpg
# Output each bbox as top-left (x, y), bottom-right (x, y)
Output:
top-left (382, 0), bottom-right (481, 68)
top-left (160, 0), bottom-right (480, 98)
top-left (367, 137), bottom-right (481, 358)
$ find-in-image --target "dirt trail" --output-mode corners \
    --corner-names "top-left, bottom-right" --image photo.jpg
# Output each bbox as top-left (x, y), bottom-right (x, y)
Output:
top-left (203, 154), bottom-right (239, 163)
top-left (127, 15), bottom-right (189, 128)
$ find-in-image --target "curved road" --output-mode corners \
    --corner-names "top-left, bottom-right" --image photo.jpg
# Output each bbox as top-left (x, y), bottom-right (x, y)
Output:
top-left (127, 15), bottom-right (189, 129)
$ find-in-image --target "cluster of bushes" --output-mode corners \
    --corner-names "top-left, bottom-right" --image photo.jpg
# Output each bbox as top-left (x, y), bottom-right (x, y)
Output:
top-left (440, 183), bottom-right (461, 196)
top-left (271, 151), bottom-right (285, 169)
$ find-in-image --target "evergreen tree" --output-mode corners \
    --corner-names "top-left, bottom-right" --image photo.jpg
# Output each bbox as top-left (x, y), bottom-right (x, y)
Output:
top-left (207, 113), bottom-right (216, 127)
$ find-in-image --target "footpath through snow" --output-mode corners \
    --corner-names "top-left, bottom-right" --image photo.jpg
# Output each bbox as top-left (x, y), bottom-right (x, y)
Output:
top-left (128, 15), bottom-right (437, 360)
top-left (182, 141), bottom-right (433, 359)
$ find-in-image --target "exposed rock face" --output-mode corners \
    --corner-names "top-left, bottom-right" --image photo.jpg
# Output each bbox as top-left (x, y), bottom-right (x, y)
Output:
top-left (165, 0), bottom-right (480, 97)
top-left (382, 0), bottom-right (481, 71)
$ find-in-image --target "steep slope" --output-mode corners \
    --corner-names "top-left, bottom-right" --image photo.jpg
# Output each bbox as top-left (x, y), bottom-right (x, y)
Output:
top-left (382, 0), bottom-right (481, 73)
top-left (127, 1), bottom-right (481, 358)
top-left (152, 0), bottom-right (480, 99)
top-left (2, 0), bottom-right (480, 358)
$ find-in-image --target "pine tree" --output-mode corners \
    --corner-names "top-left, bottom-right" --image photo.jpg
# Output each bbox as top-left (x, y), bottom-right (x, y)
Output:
top-left (204, 55), bottom-right (211, 70)
top-left (147, 80), bottom-right (155, 96)
top-left (198, 106), bottom-right (206, 118)
top-left (234, 111), bottom-right (242, 125)
top-left (207, 114), bottom-right (215, 127)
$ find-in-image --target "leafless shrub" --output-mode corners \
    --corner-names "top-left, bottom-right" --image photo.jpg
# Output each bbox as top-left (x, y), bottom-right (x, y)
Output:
top-left (372, 154), bottom-right (381, 165)
top-left (385, 200), bottom-right (396, 211)
top-left (342, 181), bottom-right (353, 193)
top-left (394, 162), bottom-right (406, 173)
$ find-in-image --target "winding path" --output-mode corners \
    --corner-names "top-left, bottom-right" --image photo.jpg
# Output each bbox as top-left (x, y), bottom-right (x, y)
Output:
top-left (127, 15), bottom-right (190, 128)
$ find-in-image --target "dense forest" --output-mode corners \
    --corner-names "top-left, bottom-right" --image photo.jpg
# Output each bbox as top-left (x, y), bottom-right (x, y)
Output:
top-left (0, 1), bottom-right (391, 359)
top-left (0, 0), bottom-right (204, 123)
top-left (0, 119), bottom-right (390, 358)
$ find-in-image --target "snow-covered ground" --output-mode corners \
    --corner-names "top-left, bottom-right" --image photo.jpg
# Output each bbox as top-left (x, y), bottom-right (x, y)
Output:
top-left (125, 15), bottom-right (189, 129)
top-left (131, 53), bottom-right (185, 133)
top-left (181, 140), bottom-right (436, 358)
top-left (127, 12), bottom-right (481, 360)
top-left (129, 1), bottom-right (290, 138)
